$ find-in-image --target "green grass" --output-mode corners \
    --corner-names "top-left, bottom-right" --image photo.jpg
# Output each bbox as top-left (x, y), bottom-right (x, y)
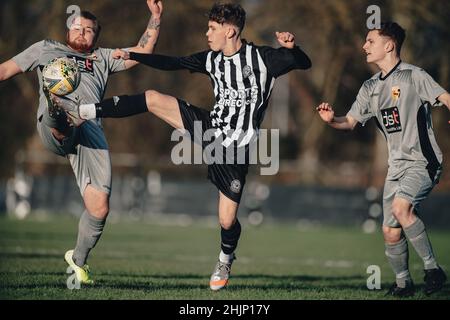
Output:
top-left (0, 215), bottom-right (449, 300)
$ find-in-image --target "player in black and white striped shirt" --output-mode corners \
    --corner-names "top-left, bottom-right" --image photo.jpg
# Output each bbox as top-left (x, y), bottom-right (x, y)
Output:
top-left (53, 3), bottom-right (311, 291)
top-left (124, 37), bottom-right (311, 149)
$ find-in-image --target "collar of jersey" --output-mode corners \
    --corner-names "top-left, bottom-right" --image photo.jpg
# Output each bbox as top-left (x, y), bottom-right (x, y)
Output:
top-left (222, 39), bottom-right (247, 59)
top-left (379, 60), bottom-right (402, 81)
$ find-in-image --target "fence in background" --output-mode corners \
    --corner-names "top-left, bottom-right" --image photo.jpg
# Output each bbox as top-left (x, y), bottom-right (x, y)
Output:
top-left (2, 170), bottom-right (449, 230)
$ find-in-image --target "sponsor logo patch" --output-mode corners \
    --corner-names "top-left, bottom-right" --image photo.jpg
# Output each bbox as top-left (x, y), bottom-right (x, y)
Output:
top-left (67, 55), bottom-right (94, 75)
top-left (381, 106), bottom-right (402, 133)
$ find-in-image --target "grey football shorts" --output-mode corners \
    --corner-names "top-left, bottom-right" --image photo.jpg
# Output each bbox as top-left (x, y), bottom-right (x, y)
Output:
top-left (382, 166), bottom-right (441, 227)
top-left (37, 118), bottom-right (112, 196)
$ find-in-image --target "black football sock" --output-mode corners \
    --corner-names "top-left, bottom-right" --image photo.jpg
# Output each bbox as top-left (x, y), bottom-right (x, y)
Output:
top-left (220, 219), bottom-right (242, 256)
top-left (79, 94), bottom-right (148, 119)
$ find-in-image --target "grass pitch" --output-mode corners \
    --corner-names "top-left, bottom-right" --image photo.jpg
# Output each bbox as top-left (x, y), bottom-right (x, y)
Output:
top-left (0, 215), bottom-right (449, 300)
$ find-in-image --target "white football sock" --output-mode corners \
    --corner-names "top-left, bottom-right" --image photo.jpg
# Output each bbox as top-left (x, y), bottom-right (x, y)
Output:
top-left (219, 250), bottom-right (234, 263)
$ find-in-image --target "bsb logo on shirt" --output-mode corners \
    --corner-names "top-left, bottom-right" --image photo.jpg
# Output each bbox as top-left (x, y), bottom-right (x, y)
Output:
top-left (67, 55), bottom-right (94, 76)
top-left (381, 107), bottom-right (402, 133)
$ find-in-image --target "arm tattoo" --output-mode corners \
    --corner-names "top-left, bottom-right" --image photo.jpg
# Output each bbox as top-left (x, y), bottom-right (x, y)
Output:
top-left (138, 17), bottom-right (160, 48)
top-left (147, 17), bottom-right (160, 30)
top-left (139, 32), bottom-right (151, 48)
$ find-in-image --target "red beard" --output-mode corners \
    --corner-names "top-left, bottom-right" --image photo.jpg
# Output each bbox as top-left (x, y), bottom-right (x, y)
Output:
top-left (66, 33), bottom-right (93, 53)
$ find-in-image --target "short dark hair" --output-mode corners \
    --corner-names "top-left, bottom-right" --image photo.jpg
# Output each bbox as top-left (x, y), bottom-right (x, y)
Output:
top-left (208, 3), bottom-right (246, 36)
top-left (377, 22), bottom-right (406, 56)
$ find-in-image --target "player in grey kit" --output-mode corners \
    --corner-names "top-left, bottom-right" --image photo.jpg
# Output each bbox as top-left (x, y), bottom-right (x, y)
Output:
top-left (0, 0), bottom-right (163, 285)
top-left (317, 22), bottom-right (450, 296)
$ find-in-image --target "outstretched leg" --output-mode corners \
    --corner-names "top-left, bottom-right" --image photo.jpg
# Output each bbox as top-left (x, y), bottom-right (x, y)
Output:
top-left (55, 90), bottom-right (184, 129)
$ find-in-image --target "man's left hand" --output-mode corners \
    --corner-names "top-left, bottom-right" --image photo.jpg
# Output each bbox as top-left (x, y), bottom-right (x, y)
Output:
top-left (276, 31), bottom-right (295, 49)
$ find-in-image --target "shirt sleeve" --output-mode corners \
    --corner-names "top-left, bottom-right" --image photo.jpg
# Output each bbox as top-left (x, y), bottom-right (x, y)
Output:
top-left (412, 68), bottom-right (447, 105)
top-left (129, 50), bottom-right (209, 74)
top-left (102, 48), bottom-right (127, 74)
top-left (259, 45), bottom-right (312, 78)
top-left (347, 82), bottom-right (374, 126)
top-left (12, 40), bottom-right (46, 72)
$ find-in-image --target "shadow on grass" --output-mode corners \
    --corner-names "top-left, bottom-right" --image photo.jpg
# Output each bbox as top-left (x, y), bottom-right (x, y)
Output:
top-left (0, 252), bottom-right (63, 259)
top-left (5, 264), bottom-right (448, 298)
top-left (1, 270), bottom-right (449, 300)
top-left (0, 273), bottom-right (364, 290)
top-left (77, 273), bottom-right (369, 292)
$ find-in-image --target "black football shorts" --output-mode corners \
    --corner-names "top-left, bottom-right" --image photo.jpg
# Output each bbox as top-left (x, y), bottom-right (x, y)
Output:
top-left (177, 99), bottom-right (249, 203)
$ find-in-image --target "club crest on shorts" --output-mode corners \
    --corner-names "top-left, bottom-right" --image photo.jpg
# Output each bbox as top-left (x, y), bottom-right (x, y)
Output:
top-left (230, 179), bottom-right (242, 194)
top-left (242, 65), bottom-right (253, 79)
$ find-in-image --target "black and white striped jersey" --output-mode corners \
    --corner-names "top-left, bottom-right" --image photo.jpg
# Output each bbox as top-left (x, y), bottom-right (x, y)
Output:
top-left (130, 41), bottom-right (311, 147)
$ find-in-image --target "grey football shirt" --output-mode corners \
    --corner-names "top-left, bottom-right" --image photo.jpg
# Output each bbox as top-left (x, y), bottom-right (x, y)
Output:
top-left (12, 39), bottom-right (126, 121)
top-left (347, 62), bottom-right (446, 179)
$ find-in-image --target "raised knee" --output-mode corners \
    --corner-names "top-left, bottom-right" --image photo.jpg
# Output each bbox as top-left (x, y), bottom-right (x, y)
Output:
top-left (145, 90), bottom-right (160, 112)
top-left (51, 128), bottom-right (68, 142)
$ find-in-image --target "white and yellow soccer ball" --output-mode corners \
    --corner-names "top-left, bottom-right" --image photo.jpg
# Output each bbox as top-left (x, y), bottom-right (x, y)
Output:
top-left (42, 57), bottom-right (81, 96)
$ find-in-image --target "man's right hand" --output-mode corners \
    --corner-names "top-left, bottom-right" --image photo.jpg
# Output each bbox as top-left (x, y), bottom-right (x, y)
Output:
top-left (316, 102), bottom-right (335, 123)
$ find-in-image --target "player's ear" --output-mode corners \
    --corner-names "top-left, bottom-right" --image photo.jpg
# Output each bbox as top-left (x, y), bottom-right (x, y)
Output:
top-left (385, 40), bottom-right (395, 53)
top-left (226, 26), bottom-right (236, 39)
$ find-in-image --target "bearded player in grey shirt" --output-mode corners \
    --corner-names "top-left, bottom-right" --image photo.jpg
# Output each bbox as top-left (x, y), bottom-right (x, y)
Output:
top-left (317, 22), bottom-right (449, 297)
top-left (0, 0), bottom-right (163, 285)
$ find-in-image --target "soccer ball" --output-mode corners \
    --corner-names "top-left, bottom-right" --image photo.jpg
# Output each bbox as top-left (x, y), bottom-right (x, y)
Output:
top-left (42, 57), bottom-right (81, 96)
